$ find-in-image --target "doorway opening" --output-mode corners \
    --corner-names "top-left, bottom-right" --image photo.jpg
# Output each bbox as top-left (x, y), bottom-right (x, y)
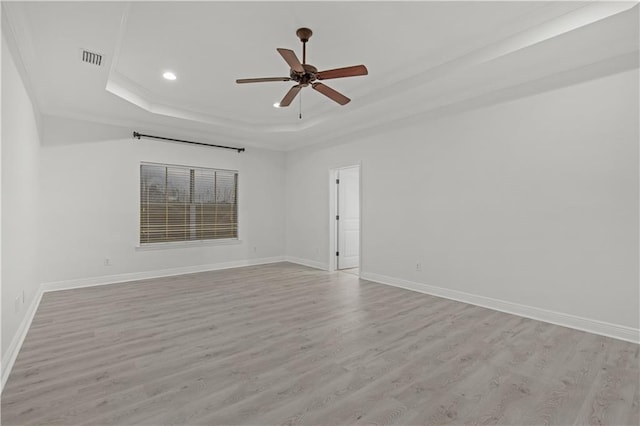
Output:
top-left (330, 165), bottom-right (360, 274)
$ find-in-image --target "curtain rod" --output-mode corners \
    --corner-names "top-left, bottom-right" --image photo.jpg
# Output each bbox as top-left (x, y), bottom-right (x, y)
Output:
top-left (133, 132), bottom-right (245, 153)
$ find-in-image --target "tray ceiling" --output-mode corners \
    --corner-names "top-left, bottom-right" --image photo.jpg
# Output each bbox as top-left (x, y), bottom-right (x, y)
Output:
top-left (3, 1), bottom-right (638, 151)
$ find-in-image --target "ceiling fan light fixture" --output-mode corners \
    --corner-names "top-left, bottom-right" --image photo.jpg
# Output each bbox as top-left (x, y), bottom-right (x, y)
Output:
top-left (162, 71), bottom-right (177, 81)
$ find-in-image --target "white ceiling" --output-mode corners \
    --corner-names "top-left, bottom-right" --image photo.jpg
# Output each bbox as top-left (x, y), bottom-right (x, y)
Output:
top-left (2, 1), bottom-right (638, 151)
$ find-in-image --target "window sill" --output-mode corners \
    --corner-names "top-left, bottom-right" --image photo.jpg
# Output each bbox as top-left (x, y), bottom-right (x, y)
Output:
top-left (135, 238), bottom-right (241, 251)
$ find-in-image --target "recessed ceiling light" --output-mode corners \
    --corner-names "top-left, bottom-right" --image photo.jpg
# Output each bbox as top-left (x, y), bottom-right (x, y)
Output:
top-left (163, 71), bottom-right (177, 81)
top-left (273, 102), bottom-right (281, 108)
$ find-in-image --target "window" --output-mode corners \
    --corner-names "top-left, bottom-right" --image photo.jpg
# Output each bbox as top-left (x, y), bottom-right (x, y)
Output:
top-left (140, 162), bottom-right (238, 244)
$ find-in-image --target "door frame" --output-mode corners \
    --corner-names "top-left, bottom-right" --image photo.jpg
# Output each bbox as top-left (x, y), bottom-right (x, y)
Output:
top-left (328, 162), bottom-right (362, 273)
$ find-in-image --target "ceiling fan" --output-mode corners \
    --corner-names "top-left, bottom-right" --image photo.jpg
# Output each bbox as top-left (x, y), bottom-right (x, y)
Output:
top-left (236, 28), bottom-right (368, 107)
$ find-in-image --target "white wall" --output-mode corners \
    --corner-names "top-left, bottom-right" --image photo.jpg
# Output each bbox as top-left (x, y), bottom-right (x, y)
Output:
top-left (1, 37), bottom-right (42, 362)
top-left (38, 116), bottom-right (286, 286)
top-left (286, 69), bottom-right (639, 333)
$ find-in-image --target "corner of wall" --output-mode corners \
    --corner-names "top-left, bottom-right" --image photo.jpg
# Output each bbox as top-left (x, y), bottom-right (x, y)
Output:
top-left (284, 256), bottom-right (329, 271)
top-left (1, 19), bottom-right (44, 393)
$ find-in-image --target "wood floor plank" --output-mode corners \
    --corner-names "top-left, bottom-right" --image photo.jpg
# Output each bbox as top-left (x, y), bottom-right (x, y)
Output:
top-left (1, 262), bottom-right (638, 425)
top-left (573, 365), bottom-right (639, 425)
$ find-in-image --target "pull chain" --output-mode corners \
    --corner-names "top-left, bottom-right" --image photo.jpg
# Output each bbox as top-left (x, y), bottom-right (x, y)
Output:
top-left (299, 90), bottom-right (303, 119)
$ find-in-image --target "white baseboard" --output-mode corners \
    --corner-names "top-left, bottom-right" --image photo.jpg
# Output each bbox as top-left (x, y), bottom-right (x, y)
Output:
top-left (284, 256), bottom-right (328, 271)
top-left (1, 285), bottom-right (44, 392)
top-left (360, 272), bottom-right (639, 344)
top-left (41, 256), bottom-right (285, 292)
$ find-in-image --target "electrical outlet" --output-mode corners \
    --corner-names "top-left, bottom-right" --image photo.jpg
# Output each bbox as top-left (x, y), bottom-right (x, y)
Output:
top-left (104, 258), bottom-right (111, 266)
top-left (416, 262), bottom-right (422, 272)
top-left (22, 290), bottom-right (25, 304)
top-left (14, 296), bottom-right (21, 313)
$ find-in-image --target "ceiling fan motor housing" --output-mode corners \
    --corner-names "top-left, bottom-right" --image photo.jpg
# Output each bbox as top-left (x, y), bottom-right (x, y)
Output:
top-left (291, 64), bottom-right (318, 86)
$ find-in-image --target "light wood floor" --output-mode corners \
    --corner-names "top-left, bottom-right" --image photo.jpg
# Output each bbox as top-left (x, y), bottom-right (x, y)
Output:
top-left (340, 268), bottom-right (360, 277)
top-left (2, 262), bottom-right (638, 425)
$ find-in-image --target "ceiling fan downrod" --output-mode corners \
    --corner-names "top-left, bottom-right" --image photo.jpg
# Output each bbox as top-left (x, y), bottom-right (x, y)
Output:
top-left (296, 27), bottom-right (313, 64)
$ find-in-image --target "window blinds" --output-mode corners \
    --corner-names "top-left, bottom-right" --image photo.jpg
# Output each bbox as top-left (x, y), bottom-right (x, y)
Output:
top-left (140, 163), bottom-right (238, 244)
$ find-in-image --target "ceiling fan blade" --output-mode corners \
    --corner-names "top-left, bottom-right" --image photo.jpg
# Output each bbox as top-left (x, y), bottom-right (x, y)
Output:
top-left (277, 48), bottom-right (304, 73)
top-left (317, 65), bottom-right (368, 80)
top-left (236, 77), bottom-right (291, 84)
top-left (312, 82), bottom-right (350, 105)
top-left (279, 85), bottom-right (302, 107)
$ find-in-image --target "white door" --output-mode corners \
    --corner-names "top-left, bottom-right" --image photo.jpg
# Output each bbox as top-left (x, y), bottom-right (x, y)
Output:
top-left (337, 166), bottom-right (360, 269)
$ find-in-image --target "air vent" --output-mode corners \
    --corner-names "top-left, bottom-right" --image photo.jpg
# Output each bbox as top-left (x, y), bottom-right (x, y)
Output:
top-left (80, 49), bottom-right (103, 66)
